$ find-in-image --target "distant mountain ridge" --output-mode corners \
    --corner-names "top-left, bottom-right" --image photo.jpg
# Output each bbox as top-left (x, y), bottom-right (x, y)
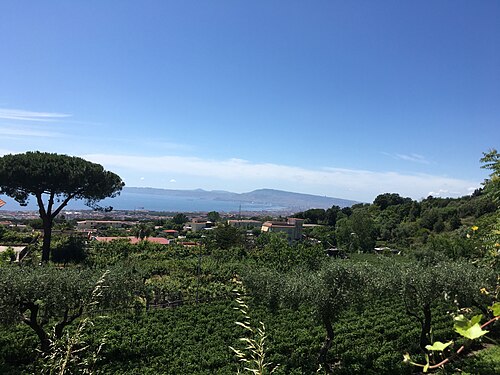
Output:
top-left (124, 187), bottom-right (358, 211)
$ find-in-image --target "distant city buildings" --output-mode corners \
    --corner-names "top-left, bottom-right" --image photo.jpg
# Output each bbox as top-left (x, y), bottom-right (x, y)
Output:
top-left (227, 219), bottom-right (262, 229)
top-left (76, 220), bottom-right (138, 231)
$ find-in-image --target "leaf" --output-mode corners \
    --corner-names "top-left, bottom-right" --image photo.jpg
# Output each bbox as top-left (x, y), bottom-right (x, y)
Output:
top-left (403, 353), bottom-right (411, 363)
top-left (470, 314), bottom-right (483, 326)
top-left (489, 302), bottom-right (500, 316)
top-left (455, 322), bottom-right (489, 340)
top-left (425, 340), bottom-right (453, 351)
top-left (454, 314), bottom-right (469, 329)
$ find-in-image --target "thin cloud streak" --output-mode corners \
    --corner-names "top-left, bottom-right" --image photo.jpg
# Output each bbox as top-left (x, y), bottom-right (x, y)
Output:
top-left (0, 108), bottom-right (71, 122)
top-left (396, 153), bottom-right (430, 164)
top-left (83, 153), bottom-right (480, 201)
top-left (0, 126), bottom-right (64, 138)
top-left (382, 152), bottom-right (431, 164)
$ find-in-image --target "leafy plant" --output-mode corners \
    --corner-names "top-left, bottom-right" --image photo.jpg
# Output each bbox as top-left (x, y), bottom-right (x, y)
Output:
top-left (229, 278), bottom-right (277, 375)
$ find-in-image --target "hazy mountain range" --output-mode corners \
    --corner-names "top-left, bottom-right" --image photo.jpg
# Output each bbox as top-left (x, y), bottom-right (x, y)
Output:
top-left (124, 187), bottom-right (358, 211)
top-left (0, 187), bottom-right (358, 213)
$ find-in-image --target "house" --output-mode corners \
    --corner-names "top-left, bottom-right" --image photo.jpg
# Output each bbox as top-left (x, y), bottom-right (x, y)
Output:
top-left (162, 229), bottom-right (179, 237)
top-left (184, 218), bottom-right (213, 232)
top-left (261, 218), bottom-right (304, 241)
top-left (228, 220), bottom-right (262, 229)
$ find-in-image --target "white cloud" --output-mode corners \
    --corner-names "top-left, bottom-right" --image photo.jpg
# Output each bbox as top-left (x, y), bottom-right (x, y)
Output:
top-left (0, 108), bottom-right (71, 122)
top-left (383, 152), bottom-right (431, 164)
top-left (170, 179), bottom-right (177, 183)
top-left (83, 153), bottom-right (480, 201)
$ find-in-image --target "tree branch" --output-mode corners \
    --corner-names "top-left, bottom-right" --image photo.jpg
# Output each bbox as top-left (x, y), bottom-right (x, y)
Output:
top-left (35, 192), bottom-right (47, 218)
top-left (47, 191), bottom-right (55, 217)
top-left (54, 306), bottom-right (84, 339)
top-left (51, 192), bottom-right (79, 219)
top-left (404, 297), bottom-right (423, 324)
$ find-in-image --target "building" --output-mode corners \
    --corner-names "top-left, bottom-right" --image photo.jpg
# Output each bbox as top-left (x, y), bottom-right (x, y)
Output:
top-left (227, 220), bottom-right (262, 229)
top-left (76, 220), bottom-right (138, 231)
top-left (261, 218), bottom-right (304, 241)
top-left (162, 229), bottom-right (179, 237)
top-left (184, 218), bottom-right (213, 232)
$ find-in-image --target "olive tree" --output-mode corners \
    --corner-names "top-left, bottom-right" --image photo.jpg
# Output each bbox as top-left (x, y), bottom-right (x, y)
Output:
top-left (397, 260), bottom-right (491, 354)
top-left (0, 152), bottom-right (124, 262)
top-left (0, 265), bottom-right (143, 352)
top-left (245, 261), bottom-right (367, 372)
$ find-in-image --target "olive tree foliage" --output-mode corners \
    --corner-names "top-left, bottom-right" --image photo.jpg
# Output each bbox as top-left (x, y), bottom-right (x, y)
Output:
top-left (0, 152), bottom-right (124, 262)
top-left (0, 265), bottom-right (143, 353)
top-left (244, 261), bottom-right (369, 372)
top-left (395, 260), bottom-right (493, 354)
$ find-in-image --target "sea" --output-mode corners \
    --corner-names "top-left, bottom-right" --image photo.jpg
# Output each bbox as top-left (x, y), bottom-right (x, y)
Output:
top-left (0, 191), bottom-right (286, 213)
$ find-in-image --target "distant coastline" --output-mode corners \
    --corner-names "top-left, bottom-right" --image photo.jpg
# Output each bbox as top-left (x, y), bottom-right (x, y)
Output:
top-left (0, 187), bottom-right (358, 214)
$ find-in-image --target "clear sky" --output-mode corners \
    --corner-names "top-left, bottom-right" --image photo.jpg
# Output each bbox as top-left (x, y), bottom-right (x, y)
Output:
top-left (1, 1), bottom-right (499, 202)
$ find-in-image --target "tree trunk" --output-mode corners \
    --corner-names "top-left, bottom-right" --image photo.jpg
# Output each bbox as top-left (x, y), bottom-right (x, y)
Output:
top-left (41, 217), bottom-right (53, 262)
top-left (318, 317), bottom-right (334, 372)
top-left (420, 303), bottom-right (432, 353)
top-left (54, 307), bottom-right (83, 339)
top-left (21, 302), bottom-right (50, 352)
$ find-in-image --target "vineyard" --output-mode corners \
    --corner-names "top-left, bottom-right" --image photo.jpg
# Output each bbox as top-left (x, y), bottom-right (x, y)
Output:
top-left (1, 243), bottom-right (498, 374)
top-left (0, 150), bottom-right (499, 374)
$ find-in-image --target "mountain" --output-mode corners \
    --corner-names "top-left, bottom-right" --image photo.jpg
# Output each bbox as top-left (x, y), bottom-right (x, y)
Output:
top-left (239, 189), bottom-right (357, 209)
top-left (0, 187), bottom-right (358, 213)
top-left (123, 187), bottom-right (358, 211)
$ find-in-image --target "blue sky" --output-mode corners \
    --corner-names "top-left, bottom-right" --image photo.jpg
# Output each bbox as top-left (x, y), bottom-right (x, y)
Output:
top-left (1, 1), bottom-right (499, 202)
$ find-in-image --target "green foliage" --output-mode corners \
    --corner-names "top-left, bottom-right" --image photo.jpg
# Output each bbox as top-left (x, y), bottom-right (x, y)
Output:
top-left (133, 222), bottom-right (153, 240)
top-left (0, 246), bottom-right (16, 264)
top-left (0, 151), bottom-right (124, 262)
top-left (335, 209), bottom-right (376, 252)
top-left (374, 193), bottom-right (411, 210)
top-left (38, 271), bottom-right (110, 375)
top-left (454, 344), bottom-right (500, 374)
top-left (207, 211), bottom-right (221, 223)
top-left (481, 148), bottom-right (500, 204)
top-left (453, 314), bottom-right (488, 340)
top-left (0, 264), bottom-right (143, 352)
top-left (51, 236), bottom-right (87, 264)
top-left (251, 232), bottom-right (324, 272)
top-left (0, 151), bottom-right (124, 208)
top-left (425, 340), bottom-right (452, 351)
top-left (172, 213), bottom-right (188, 225)
top-left (206, 223), bottom-right (246, 251)
top-left (2, 149), bottom-right (499, 374)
